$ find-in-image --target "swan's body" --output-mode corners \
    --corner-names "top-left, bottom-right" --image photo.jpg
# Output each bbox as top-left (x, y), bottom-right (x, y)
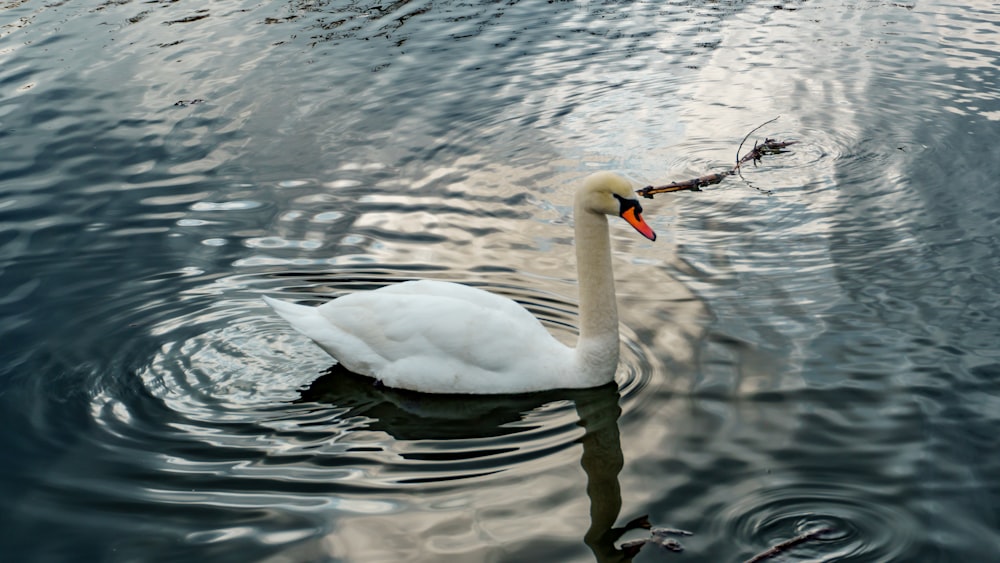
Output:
top-left (265, 172), bottom-right (656, 394)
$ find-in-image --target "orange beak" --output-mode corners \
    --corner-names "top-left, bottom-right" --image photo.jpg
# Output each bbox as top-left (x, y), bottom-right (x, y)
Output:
top-left (621, 206), bottom-right (656, 241)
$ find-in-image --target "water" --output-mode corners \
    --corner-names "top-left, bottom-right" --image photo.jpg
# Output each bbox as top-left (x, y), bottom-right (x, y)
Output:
top-left (2, 0), bottom-right (999, 561)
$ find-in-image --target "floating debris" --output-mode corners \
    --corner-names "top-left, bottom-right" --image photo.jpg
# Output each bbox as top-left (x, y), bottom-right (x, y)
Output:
top-left (743, 526), bottom-right (834, 563)
top-left (636, 117), bottom-right (796, 198)
top-left (615, 516), bottom-right (693, 557)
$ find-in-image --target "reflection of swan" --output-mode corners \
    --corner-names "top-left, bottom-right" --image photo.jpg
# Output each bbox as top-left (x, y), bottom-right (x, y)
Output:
top-left (297, 370), bottom-right (645, 561)
top-left (296, 363), bottom-right (572, 440)
top-left (576, 387), bottom-right (629, 562)
top-left (264, 172), bottom-right (656, 394)
top-left (575, 384), bottom-right (651, 563)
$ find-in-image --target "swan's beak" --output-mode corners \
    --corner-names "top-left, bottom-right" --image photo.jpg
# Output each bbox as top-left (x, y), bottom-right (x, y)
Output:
top-left (621, 205), bottom-right (657, 241)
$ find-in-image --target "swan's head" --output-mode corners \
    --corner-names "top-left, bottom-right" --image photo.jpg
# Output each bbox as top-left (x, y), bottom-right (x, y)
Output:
top-left (579, 172), bottom-right (657, 241)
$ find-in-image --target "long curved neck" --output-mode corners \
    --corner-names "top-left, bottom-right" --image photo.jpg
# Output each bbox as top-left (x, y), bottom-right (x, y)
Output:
top-left (572, 201), bottom-right (621, 383)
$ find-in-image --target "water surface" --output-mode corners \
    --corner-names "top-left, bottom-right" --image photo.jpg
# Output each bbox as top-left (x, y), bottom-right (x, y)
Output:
top-left (2, 1), bottom-right (999, 561)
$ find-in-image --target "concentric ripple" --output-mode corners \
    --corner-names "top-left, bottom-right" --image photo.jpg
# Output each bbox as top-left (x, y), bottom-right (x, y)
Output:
top-left (722, 482), bottom-right (922, 561)
top-left (84, 267), bottom-right (660, 525)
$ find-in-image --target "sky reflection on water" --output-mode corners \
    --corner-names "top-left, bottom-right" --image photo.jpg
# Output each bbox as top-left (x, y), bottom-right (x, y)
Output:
top-left (1, 0), bottom-right (999, 561)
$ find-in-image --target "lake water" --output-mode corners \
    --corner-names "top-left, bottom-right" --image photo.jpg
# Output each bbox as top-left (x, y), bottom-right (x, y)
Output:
top-left (2, 1), bottom-right (999, 561)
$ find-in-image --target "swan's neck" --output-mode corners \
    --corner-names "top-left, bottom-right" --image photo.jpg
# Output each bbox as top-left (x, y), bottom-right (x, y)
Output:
top-left (572, 202), bottom-right (620, 385)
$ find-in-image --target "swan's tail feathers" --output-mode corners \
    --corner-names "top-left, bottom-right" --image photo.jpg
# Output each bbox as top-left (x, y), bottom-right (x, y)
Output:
top-left (261, 295), bottom-right (333, 342)
top-left (262, 295), bottom-right (312, 322)
top-left (263, 296), bottom-right (346, 367)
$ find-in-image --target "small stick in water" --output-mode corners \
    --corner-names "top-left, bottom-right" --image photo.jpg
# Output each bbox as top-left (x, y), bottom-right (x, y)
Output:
top-left (636, 117), bottom-right (796, 199)
top-left (742, 526), bottom-right (834, 563)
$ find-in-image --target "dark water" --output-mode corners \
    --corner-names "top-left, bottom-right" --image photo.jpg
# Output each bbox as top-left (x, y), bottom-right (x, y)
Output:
top-left (2, 0), bottom-right (999, 561)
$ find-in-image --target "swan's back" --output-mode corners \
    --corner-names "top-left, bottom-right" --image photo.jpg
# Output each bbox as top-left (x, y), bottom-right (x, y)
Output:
top-left (265, 280), bottom-right (575, 394)
top-left (371, 280), bottom-right (540, 324)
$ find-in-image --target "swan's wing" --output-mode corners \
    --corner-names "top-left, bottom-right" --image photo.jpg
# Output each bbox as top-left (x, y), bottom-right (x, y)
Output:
top-left (265, 281), bottom-right (574, 393)
top-left (371, 280), bottom-right (542, 326)
top-left (312, 285), bottom-right (572, 393)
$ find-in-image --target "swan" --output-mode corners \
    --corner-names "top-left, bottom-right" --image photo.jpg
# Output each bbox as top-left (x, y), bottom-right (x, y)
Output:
top-left (264, 171), bottom-right (656, 394)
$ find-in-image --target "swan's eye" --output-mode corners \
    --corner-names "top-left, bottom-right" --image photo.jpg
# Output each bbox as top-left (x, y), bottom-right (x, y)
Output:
top-left (613, 194), bottom-right (642, 217)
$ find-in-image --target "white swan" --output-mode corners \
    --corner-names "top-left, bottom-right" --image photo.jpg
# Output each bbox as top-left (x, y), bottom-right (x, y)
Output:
top-left (264, 172), bottom-right (656, 394)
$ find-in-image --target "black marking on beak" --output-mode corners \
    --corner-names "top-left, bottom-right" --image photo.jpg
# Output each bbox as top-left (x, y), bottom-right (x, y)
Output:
top-left (613, 194), bottom-right (656, 241)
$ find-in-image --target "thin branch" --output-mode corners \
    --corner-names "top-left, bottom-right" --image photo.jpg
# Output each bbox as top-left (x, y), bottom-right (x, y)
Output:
top-left (735, 115), bottom-right (781, 169)
top-left (742, 527), bottom-right (833, 563)
top-left (635, 171), bottom-right (734, 196)
top-left (738, 138), bottom-right (797, 167)
top-left (636, 118), bottom-right (796, 199)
